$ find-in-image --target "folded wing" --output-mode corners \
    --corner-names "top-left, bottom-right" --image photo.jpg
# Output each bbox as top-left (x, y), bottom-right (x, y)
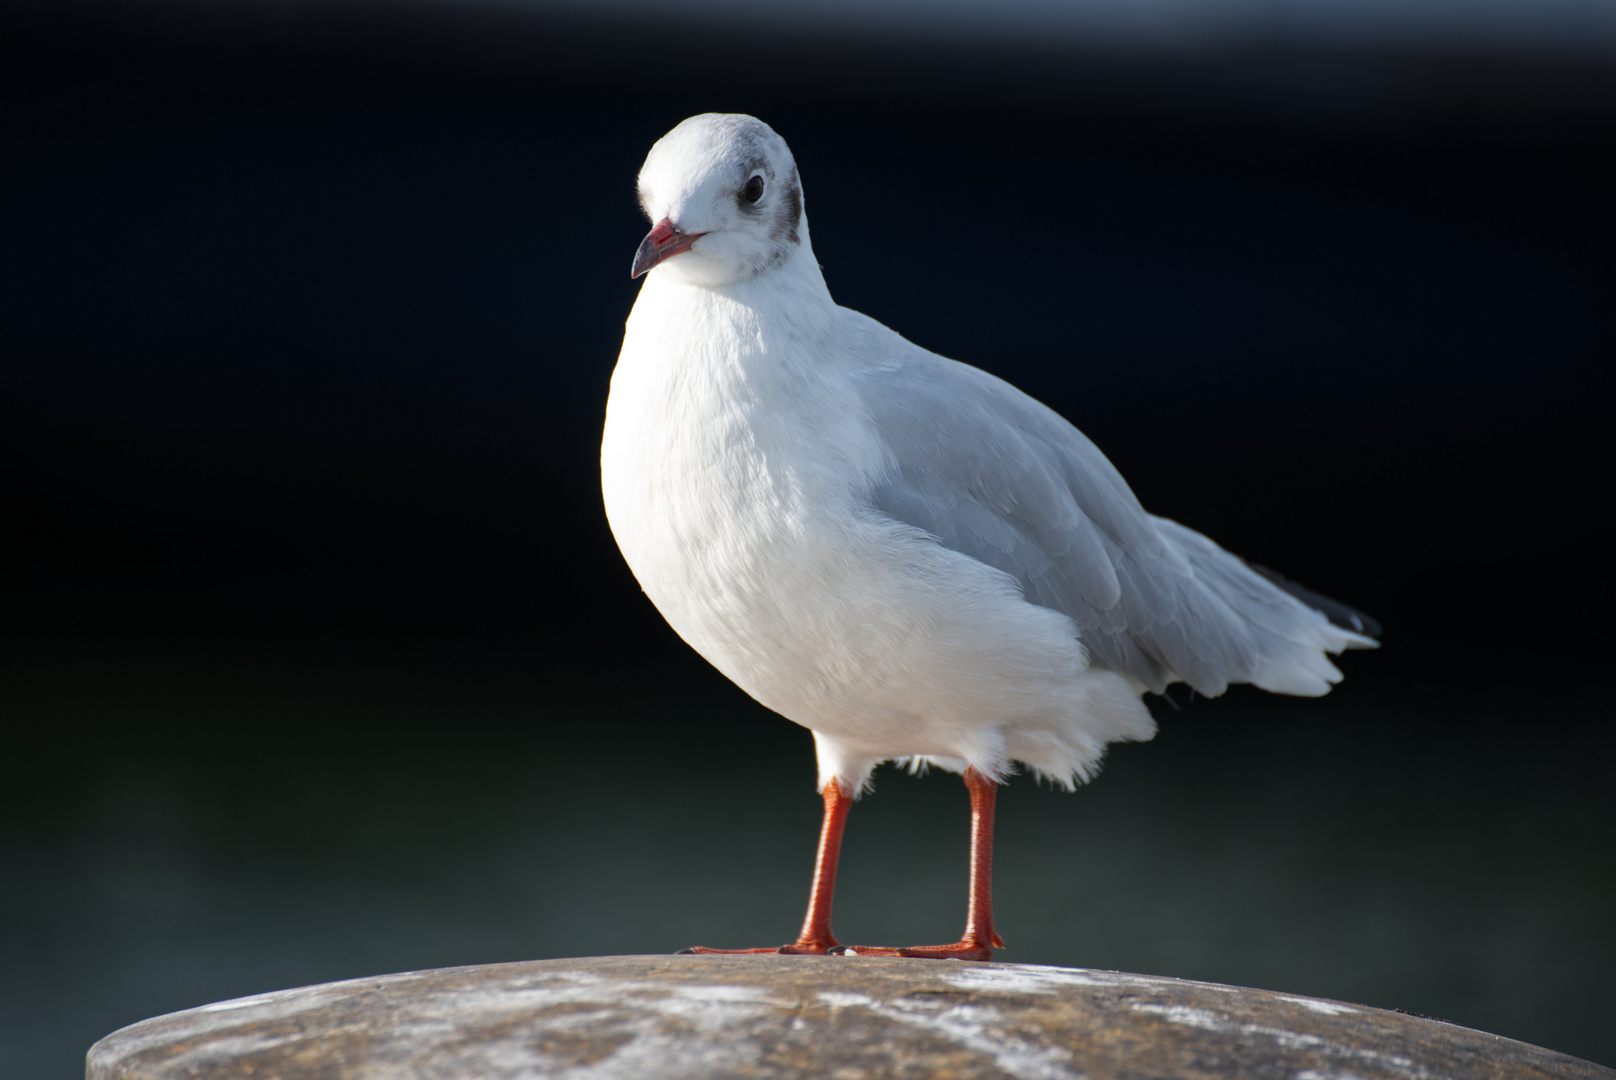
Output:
top-left (850, 324), bottom-right (1376, 698)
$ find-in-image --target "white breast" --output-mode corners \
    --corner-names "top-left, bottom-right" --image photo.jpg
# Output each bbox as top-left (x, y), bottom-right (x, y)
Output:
top-left (602, 272), bottom-right (893, 710)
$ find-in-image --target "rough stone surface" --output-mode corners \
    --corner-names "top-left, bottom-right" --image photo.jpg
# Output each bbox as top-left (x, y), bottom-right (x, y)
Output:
top-left (87, 954), bottom-right (1613, 1080)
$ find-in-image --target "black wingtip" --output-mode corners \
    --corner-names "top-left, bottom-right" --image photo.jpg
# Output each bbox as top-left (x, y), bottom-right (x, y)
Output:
top-left (1248, 562), bottom-right (1382, 641)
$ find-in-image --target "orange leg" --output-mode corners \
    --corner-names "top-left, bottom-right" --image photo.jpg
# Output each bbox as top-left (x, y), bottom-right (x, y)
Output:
top-left (680, 779), bottom-right (850, 955)
top-left (829, 767), bottom-right (1005, 961)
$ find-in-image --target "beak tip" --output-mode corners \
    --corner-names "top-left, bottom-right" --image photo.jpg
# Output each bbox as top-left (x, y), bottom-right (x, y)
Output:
top-left (629, 248), bottom-right (655, 279)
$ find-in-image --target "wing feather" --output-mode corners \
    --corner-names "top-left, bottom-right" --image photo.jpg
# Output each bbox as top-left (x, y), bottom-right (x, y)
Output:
top-left (852, 329), bottom-right (1374, 697)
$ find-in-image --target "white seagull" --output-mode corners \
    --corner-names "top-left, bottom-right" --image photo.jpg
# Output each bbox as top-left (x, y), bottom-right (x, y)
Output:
top-left (602, 114), bottom-right (1378, 960)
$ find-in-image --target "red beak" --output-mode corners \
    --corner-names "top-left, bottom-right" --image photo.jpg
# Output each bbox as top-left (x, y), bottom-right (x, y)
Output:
top-left (630, 217), bottom-right (704, 278)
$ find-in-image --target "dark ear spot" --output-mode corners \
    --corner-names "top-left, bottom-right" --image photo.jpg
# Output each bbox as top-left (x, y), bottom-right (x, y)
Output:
top-left (778, 169), bottom-right (802, 246)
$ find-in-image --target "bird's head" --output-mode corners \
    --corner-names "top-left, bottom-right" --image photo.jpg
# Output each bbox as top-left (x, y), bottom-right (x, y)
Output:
top-left (631, 114), bottom-right (807, 286)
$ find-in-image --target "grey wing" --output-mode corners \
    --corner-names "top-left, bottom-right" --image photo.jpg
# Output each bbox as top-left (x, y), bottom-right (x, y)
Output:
top-left (852, 339), bottom-right (1374, 698)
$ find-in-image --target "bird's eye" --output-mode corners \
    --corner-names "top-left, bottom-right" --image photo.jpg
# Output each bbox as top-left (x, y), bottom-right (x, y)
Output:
top-left (742, 174), bottom-right (765, 204)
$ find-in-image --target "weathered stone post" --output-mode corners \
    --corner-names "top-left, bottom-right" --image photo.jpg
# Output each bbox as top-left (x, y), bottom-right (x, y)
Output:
top-left (87, 955), bottom-right (1612, 1079)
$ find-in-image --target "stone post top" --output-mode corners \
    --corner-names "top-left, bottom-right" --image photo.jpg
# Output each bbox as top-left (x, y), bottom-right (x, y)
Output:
top-left (87, 954), bottom-right (1612, 1080)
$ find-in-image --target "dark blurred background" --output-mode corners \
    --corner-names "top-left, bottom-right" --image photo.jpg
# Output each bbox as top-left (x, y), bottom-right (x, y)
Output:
top-left (3, 0), bottom-right (1613, 1075)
